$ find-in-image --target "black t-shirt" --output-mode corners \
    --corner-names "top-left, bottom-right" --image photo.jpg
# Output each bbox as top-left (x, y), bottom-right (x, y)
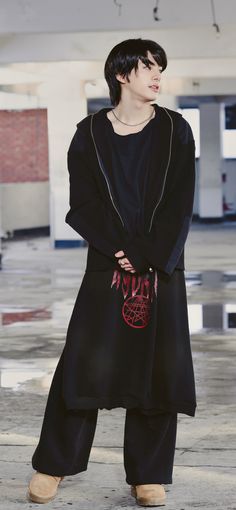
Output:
top-left (105, 115), bottom-right (155, 236)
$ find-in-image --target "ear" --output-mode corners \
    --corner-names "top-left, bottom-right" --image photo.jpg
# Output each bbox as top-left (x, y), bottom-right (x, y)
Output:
top-left (115, 73), bottom-right (127, 84)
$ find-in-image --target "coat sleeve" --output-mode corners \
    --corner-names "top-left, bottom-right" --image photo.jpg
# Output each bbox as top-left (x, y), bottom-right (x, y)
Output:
top-left (122, 118), bottom-right (196, 276)
top-left (65, 126), bottom-right (129, 261)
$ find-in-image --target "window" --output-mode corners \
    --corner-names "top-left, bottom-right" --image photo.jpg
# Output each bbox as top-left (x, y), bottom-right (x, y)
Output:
top-left (179, 105), bottom-right (236, 159)
top-left (177, 108), bottom-right (200, 158)
top-left (224, 105), bottom-right (236, 159)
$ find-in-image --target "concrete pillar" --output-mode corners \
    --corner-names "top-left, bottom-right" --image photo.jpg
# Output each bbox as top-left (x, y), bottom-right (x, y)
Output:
top-left (45, 77), bottom-right (87, 248)
top-left (199, 102), bottom-right (224, 219)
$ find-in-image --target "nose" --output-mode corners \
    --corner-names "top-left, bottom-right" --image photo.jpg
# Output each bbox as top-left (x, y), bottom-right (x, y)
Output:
top-left (152, 67), bottom-right (161, 81)
top-left (153, 73), bottom-right (161, 83)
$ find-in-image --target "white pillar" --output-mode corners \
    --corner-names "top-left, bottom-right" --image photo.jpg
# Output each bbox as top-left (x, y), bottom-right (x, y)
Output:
top-left (45, 77), bottom-right (87, 247)
top-left (199, 102), bottom-right (224, 219)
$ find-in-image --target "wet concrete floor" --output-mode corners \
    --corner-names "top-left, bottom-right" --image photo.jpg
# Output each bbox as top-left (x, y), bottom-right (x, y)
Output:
top-left (0, 221), bottom-right (235, 509)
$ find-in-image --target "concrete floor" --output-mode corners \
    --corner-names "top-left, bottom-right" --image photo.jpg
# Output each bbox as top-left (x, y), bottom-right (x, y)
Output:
top-left (0, 221), bottom-right (236, 510)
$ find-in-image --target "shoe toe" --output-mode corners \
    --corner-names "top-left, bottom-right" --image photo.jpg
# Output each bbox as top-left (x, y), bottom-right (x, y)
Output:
top-left (131, 484), bottom-right (166, 507)
top-left (28, 473), bottom-right (62, 504)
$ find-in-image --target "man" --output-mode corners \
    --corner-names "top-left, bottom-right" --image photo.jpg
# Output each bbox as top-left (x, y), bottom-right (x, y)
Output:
top-left (28, 38), bottom-right (196, 507)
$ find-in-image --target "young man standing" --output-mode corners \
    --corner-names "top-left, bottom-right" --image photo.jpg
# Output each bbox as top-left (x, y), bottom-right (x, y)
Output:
top-left (28, 38), bottom-right (197, 507)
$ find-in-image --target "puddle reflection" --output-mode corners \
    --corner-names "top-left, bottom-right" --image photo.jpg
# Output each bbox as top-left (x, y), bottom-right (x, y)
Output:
top-left (188, 303), bottom-right (236, 333)
top-left (0, 358), bottom-right (56, 391)
top-left (0, 301), bottom-right (73, 327)
top-left (186, 270), bottom-right (236, 289)
top-left (0, 271), bottom-right (236, 335)
top-left (185, 272), bottom-right (202, 287)
top-left (1, 308), bottom-right (51, 325)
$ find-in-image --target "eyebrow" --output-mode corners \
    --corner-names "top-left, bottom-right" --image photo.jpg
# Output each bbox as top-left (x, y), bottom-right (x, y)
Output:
top-left (143, 59), bottom-right (162, 68)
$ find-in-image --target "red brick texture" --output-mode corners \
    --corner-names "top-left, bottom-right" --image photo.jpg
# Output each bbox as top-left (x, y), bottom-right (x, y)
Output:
top-left (0, 109), bottom-right (49, 183)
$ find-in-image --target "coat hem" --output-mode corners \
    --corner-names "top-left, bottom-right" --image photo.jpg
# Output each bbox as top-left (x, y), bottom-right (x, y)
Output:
top-left (64, 395), bottom-right (197, 417)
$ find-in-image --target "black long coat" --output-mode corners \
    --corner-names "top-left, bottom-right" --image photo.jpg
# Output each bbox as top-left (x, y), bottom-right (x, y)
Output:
top-left (61, 103), bottom-right (197, 417)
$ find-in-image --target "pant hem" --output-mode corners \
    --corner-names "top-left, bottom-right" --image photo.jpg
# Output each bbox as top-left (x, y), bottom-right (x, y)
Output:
top-left (32, 463), bottom-right (88, 477)
top-left (126, 479), bottom-right (173, 485)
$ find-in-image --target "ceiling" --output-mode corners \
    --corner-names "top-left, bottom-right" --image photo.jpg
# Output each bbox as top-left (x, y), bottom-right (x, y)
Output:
top-left (0, 0), bottom-right (235, 96)
top-left (0, 0), bottom-right (235, 34)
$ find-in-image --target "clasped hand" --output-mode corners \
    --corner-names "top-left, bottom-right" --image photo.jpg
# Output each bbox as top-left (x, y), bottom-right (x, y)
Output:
top-left (115, 250), bottom-right (136, 273)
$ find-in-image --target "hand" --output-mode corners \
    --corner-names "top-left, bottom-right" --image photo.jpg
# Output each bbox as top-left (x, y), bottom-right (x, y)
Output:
top-left (115, 250), bottom-right (136, 273)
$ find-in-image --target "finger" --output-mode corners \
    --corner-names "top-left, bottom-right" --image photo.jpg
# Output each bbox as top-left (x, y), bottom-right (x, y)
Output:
top-left (118, 258), bottom-right (129, 266)
top-left (115, 250), bottom-right (125, 258)
top-left (118, 257), bottom-right (128, 264)
top-left (120, 261), bottom-right (132, 268)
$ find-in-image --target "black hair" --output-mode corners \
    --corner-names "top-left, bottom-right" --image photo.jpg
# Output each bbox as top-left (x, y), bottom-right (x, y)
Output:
top-left (104, 38), bottom-right (167, 106)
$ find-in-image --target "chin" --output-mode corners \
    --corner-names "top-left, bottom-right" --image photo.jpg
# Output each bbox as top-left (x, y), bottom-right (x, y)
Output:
top-left (148, 91), bottom-right (159, 101)
top-left (139, 92), bottom-right (158, 103)
top-left (141, 92), bottom-right (155, 100)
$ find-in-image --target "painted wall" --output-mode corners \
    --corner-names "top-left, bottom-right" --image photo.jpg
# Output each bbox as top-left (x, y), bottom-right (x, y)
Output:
top-left (1, 181), bottom-right (49, 231)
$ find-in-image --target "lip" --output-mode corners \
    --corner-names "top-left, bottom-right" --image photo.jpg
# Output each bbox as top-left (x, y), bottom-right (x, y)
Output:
top-left (149, 85), bottom-right (160, 91)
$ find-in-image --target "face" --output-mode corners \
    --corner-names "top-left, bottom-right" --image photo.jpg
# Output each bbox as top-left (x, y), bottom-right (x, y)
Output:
top-left (116, 50), bottom-right (163, 103)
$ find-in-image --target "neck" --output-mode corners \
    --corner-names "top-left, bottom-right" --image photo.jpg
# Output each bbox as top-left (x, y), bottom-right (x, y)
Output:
top-left (114, 99), bottom-right (155, 124)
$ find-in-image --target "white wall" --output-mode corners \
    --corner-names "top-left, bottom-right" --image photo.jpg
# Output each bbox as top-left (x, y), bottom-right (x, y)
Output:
top-left (0, 182), bottom-right (49, 233)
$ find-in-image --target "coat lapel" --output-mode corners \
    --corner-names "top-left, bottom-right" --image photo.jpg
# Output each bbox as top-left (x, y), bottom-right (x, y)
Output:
top-left (143, 105), bottom-right (174, 231)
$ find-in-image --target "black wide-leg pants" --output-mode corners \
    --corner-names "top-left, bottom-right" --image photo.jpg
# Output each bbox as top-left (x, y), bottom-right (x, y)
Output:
top-left (32, 355), bottom-right (177, 485)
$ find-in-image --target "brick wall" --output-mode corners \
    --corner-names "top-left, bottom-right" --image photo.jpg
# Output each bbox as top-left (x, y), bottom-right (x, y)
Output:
top-left (0, 109), bottom-right (49, 183)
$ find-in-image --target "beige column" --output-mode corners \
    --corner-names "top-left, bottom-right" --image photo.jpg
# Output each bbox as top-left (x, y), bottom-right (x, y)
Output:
top-left (199, 102), bottom-right (224, 219)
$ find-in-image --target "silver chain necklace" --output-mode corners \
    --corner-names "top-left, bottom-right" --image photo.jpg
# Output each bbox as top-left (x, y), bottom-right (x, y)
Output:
top-left (111, 106), bottom-right (155, 126)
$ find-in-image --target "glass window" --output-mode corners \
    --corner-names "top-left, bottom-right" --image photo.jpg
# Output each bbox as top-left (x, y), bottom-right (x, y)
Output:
top-left (178, 108), bottom-right (200, 158)
top-left (179, 105), bottom-right (236, 159)
top-left (223, 130), bottom-right (236, 158)
top-left (223, 106), bottom-right (236, 158)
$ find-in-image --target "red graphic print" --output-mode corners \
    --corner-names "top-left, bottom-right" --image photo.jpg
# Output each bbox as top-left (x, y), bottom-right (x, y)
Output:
top-left (111, 270), bottom-right (158, 329)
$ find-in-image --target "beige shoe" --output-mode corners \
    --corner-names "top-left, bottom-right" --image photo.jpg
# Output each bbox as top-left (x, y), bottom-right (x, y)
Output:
top-left (28, 472), bottom-right (63, 504)
top-left (131, 484), bottom-right (166, 507)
